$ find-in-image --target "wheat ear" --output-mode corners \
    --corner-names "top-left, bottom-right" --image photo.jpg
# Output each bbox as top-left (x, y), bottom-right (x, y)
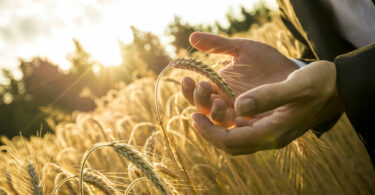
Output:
top-left (79, 142), bottom-right (173, 195)
top-left (124, 177), bottom-right (147, 195)
top-left (155, 163), bottom-right (179, 179)
top-left (0, 187), bottom-right (8, 195)
top-left (27, 161), bottom-right (42, 195)
top-left (52, 175), bottom-right (78, 195)
top-left (112, 143), bottom-right (172, 195)
top-left (5, 170), bottom-right (19, 195)
top-left (83, 168), bottom-right (118, 195)
top-left (144, 132), bottom-right (157, 162)
top-left (169, 57), bottom-right (235, 99)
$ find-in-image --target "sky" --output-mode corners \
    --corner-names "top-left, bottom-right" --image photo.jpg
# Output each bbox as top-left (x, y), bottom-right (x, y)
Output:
top-left (0, 0), bottom-right (277, 81)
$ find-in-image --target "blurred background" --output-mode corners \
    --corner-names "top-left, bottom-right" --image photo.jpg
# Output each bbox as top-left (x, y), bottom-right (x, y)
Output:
top-left (0, 0), bottom-right (276, 138)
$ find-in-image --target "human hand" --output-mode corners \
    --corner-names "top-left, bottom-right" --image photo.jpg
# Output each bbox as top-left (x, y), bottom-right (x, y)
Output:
top-left (192, 61), bottom-right (345, 154)
top-left (181, 32), bottom-right (298, 127)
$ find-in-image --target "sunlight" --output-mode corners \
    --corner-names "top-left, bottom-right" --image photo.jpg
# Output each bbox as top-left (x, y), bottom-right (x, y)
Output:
top-left (0, 0), bottom-right (277, 72)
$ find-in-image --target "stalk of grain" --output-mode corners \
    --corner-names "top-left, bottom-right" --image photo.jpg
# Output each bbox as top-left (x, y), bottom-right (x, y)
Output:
top-left (155, 57), bottom-right (236, 194)
top-left (42, 163), bottom-right (76, 193)
top-left (5, 170), bottom-right (19, 195)
top-left (82, 168), bottom-right (118, 195)
top-left (128, 163), bottom-right (143, 181)
top-left (155, 163), bottom-right (179, 179)
top-left (0, 187), bottom-right (8, 195)
top-left (169, 57), bottom-right (235, 99)
top-left (27, 161), bottom-right (42, 195)
top-left (144, 132), bottom-right (157, 162)
top-left (53, 172), bottom-right (93, 195)
top-left (79, 142), bottom-right (173, 195)
top-left (124, 177), bottom-right (147, 195)
top-left (112, 143), bottom-right (172, 195)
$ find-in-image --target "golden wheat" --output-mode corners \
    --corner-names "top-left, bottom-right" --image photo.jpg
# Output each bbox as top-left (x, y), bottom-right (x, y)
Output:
top-left (169, 58), bottom-right (235, 100)
top-left (27, 161), bottom-right (42, 195)
top-left (82, 168), bottom-right (118, 195)
top-left (112, 143), bottom-right (172, 195)
top-left (0, 187), bottom-right (8, 195)
top-left (1, 17), bottom-right (374, 195)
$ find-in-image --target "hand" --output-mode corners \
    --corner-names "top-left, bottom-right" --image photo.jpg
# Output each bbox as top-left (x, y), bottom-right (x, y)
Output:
top-left (192, 61), bottom-right (345, 155)
top-left (182, 32), bottom-right (298, 127)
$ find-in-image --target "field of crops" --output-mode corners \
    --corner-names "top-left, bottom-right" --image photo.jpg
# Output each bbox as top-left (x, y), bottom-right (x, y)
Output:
top-left (0, 17), bottom-right (374, 195)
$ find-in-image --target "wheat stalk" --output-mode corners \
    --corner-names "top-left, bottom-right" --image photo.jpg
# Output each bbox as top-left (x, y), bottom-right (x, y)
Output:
top-left (112, 143), bottom-right (172, 195)
top-left (52, 175), bottom-right (79, 195)
top-left (124, 177), bottom-right (147, 195)
top-left (52, 172), bottom-right (93, 195)
top-left (155, 163), bottom-right (179, 179)
top-left (82, 168), bottom-right (118, 195)
top-left (0, 187), bottom-right (8, 195)
top-left (144, 132), bottom-right (157, 162)
top-left (27, 161), bottom-right (42, 195)
top-left (169, 57), bottom-right (235, 100)
top-left (79, 141), bottom-right (173, 195)
top-left (154, 57), bottom-right (236, 194)
top-left (5, 170), bottom-right (19, 195)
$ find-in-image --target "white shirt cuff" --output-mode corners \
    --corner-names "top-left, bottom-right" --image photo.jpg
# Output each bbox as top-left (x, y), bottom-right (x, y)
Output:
top-left (289, 58), bottom-right (308, 68)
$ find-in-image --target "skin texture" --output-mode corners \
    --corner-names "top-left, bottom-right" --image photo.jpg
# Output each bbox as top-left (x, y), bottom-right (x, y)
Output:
top-left (182, 32), bottom-right (344, 155)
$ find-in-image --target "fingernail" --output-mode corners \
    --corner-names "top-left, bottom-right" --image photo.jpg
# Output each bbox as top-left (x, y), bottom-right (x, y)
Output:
top-left (196, 84), bottom-right (208, 96)
top-left (238, 98), bottom-right (255, 115)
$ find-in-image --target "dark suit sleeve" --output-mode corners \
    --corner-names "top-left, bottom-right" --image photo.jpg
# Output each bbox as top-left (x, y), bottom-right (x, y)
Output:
top-left (278, 6), bottom-right (339, 136)
top-left (334, 43), bottom-right (375, 159)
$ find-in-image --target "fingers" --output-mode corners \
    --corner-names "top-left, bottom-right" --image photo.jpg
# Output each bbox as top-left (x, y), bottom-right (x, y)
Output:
top-left (193, 81), bottom-right (214, 115)
top-left (235, 117), bottom-right (248, 127)
top-left (191, 113), bottom-right (230, 150)
top-left (189, 32), bottom-right (239, 56)
top-left (192, 113), bottom-right (259, 154)
top-left (210, 98), bottom-right (235, 127)
top-left (181, 77), bottom-right (196, 105)
top-left (234, 78), bottom-right (302, 117)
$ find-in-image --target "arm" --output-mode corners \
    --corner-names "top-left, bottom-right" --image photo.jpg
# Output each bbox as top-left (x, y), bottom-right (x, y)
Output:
top-left (335, 43), bottom-right (375, 162)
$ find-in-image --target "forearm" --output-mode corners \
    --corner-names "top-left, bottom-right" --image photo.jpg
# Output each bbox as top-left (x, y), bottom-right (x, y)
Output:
top-left (335, 43), bottom-right (375, 131)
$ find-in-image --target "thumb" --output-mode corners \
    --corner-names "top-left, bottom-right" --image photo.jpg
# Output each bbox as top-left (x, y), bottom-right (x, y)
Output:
top-left (189, 32), bottom-right (239, 56)
top-left (234, 80), bottom-right (302, 117)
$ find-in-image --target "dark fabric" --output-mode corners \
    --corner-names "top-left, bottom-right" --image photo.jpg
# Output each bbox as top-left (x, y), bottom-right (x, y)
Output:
top-left (277, 0), bottom-right (356, 61)
top-left (276, 0), bottom-right (375, 164)
top-left (335, 43), bottom-right (375, 164)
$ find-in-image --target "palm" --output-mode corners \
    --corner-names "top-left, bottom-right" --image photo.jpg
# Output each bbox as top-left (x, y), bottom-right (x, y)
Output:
top-left (182, 32), bottom-right (298, 127)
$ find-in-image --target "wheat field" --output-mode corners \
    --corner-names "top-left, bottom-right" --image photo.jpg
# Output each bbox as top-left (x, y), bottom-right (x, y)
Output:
top-left (0, 17), bottom-right (374, 195)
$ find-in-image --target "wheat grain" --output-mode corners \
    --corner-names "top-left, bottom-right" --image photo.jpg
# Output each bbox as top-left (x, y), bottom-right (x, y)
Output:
top-left (155, 163), bottom-right (179, 179)
top-left (169, 57), bottom-right (235, 100)
top-left (124, 177), bottom-right (147, 195)
top-left (5, 170), bottom-right (19, 195)
top-left (27, 161), bottom-right (42, 195)
top-left (52, 175), bottom-right (78, 195)
top-left (83, 168), bottom-right (118, 195)
top-left (144, 132), bottom-right (157, 162)
top-left (0, 187), bottom-right (8, 195)
top-left (112, 143), bottom-right (172, 195)
top-left (53, 172), bottom-right (93, 195)
top-left (79, 142), bottom-right (173, 195)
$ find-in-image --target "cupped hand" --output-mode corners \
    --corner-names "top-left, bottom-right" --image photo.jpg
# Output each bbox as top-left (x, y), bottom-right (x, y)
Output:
top-left (181, 32), bottom-right (298, 127)
top-left (192, 61), bottom-right (345, 155)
